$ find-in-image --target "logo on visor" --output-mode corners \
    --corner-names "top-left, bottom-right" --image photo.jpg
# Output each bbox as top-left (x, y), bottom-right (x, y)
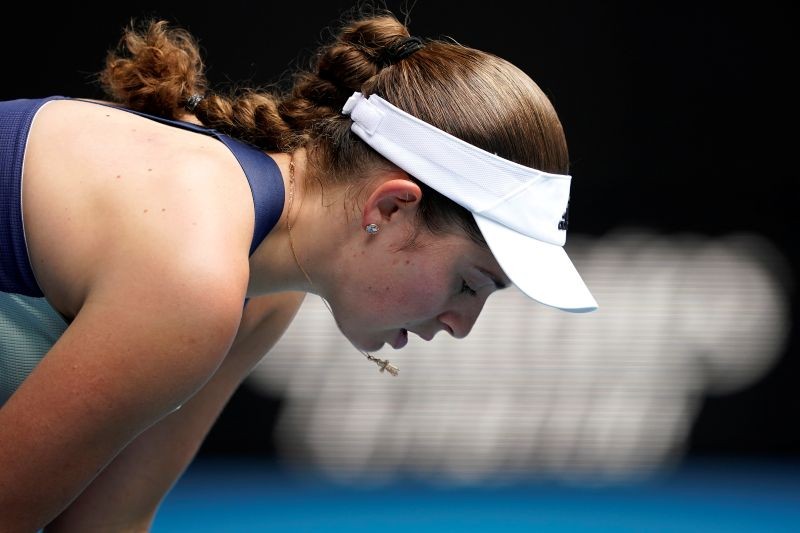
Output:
top-left (558, 201), bottom-right (569, 231)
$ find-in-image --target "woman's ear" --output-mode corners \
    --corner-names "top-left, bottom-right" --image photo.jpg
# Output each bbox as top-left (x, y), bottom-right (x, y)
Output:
top-left (362, 173), bottom-right (422, 227)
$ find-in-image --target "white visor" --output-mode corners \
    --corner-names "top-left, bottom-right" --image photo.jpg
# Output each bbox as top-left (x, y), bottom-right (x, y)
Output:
top-left (342, 92), bottom-right (598, 312)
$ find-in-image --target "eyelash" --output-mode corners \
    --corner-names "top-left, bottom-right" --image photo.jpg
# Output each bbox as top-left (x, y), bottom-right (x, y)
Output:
top-left (460, 279), bottom-right (477, 297)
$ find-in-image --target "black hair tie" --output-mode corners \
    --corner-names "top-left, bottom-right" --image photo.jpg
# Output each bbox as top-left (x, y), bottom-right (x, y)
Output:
top-left (184, 93), bottom-right (204, 112)
top-left (379, 36), bottom-right (425, 66)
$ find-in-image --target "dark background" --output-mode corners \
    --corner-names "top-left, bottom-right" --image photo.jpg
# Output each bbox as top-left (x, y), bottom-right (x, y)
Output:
top-left (2, 1), bottom-right (796, 461)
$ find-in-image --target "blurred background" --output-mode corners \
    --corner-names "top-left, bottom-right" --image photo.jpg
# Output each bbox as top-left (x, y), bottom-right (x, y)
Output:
top-left (3, 0), bottom-right (797, 530)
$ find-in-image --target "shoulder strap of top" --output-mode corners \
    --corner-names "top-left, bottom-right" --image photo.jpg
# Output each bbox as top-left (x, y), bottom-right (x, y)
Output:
top-left (71, 99), bottom-right (285, 258)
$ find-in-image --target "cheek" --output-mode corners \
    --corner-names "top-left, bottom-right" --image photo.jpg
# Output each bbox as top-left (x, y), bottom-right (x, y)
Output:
top-left (366, 258), bottom-right (451, 321)
top-left (331, 249), bottom-right (455, 332)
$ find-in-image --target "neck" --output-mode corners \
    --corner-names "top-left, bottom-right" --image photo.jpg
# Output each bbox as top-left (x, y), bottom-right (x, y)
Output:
top-left (245, 149), bottom-right (308, 296)
top-left (245, 148), bottom-right (337, 298)
top-left (246, 148), bottom-right (400, 376)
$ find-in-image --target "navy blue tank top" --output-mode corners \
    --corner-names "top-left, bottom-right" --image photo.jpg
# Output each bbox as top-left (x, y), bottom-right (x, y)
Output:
top-left (0, 96), bottom-right (285, 300)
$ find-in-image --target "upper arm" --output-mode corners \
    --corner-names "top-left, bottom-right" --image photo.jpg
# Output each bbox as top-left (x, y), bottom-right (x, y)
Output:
top-left (0, 259), bottom-right (246, 532)
top-left (42, 291), bottom-right (306, 532)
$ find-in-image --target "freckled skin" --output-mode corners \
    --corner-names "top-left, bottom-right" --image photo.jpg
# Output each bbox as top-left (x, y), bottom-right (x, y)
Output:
top-left (323, 230), bottom-right (505, 352)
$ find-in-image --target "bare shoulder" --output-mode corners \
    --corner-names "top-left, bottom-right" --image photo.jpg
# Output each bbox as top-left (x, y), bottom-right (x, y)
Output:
top-left (22, 98), bottom-right (256, 319)
top-left (66, 97), bottom-right (204, 125)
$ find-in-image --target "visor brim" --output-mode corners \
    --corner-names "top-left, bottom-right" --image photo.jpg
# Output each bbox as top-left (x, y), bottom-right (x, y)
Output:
top-left (474, 214), bottom-right (598, 313)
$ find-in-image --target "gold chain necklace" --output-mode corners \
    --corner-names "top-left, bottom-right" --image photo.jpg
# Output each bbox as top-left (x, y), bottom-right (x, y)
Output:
top-left (286, 158), bottom-right (399, 376)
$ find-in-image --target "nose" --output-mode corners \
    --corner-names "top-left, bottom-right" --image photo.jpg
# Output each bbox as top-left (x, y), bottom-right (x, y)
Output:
top-left (436, 299), bottom-right (486, 339)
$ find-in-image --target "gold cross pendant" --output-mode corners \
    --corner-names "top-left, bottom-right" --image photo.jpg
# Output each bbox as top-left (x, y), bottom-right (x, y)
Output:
top-left (367, 355), bottom-right (399, 376)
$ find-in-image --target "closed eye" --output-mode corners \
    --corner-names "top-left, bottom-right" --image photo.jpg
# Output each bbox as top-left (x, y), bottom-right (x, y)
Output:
top-left (460, 279), bottom-right (477, 297)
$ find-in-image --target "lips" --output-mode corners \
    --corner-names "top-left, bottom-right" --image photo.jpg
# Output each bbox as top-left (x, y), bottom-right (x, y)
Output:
top-left (391, 328), bottom-right (408, 349)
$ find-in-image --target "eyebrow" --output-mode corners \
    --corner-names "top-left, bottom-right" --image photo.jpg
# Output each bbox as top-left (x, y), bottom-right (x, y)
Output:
top-left (478, 267), bottom-right (509, 290)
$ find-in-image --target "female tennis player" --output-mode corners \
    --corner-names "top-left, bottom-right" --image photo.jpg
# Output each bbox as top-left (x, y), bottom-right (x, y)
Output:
top-left (0, 5), bottom-right (596, 531)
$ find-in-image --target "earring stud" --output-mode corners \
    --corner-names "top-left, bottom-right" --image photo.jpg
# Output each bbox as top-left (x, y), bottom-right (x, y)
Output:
top-left (365, 223), bottom-right (380, 235)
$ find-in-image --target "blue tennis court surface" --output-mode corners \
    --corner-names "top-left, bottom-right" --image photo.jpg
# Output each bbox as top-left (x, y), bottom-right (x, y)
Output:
top-left (151, 457), bottom-right (800, 532)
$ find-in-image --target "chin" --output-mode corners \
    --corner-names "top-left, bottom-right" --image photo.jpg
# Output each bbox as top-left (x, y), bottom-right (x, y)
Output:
top-left (344, 332), bottom-right (385, 353)
top-left (327, 308), bottom-right (381, 352)
top-left (332, 311), bottom-right (389, 352)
